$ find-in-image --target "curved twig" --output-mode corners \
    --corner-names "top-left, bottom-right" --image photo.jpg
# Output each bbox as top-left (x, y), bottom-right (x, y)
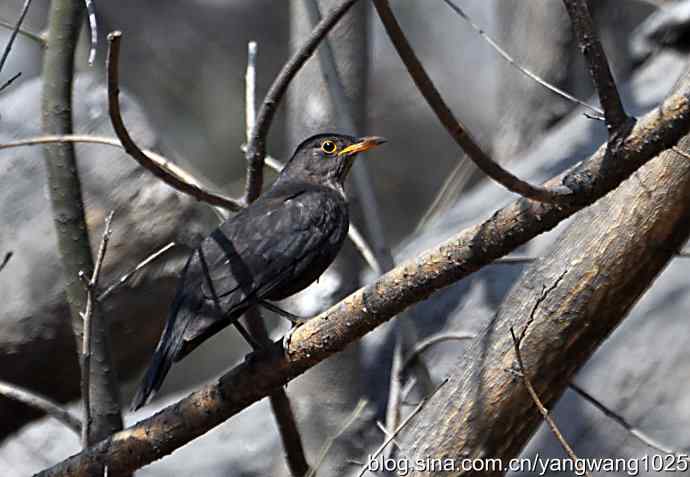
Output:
top-left (372, 0), bottom-right (576, 205)
top-left (106, 31), bottom-right (244, 212)
top-left (511, 329), bottom-right (591, 477)
top-left (0, 380), bottom-right (81, 436)
top-left (400, 332), bottom-right (476, 375)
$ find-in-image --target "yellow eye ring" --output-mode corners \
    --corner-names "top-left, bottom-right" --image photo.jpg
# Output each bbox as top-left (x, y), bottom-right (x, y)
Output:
top-left (320, 140), bottom-right (338, 155)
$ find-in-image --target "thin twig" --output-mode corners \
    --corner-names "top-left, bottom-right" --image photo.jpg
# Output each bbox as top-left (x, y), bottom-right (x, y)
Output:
top-left (97, 242), bottom-right (176, 301)
top-left (510, 328), bottom-right (591, 477)
top-left (400, 332), bottom-right (475, 375)
top-left (106, 31), bottom-right (244, 211)
top-left (306, 399), bottom-right (368, 477)
top-left (357, 378), bottom-right (448, 477)
top-left (562, 0), bottom-right (628, 133)
top-left (346, 224), bottom-right (382, 275)
top-left (372, 0), bottom-right (573, 205)
top-left (84, 0), bottom-right (97, 65)
top-left (0, 17), bottom-right (44, 45)
top-left (243, 0), bottom-right (360, 202)
top-left (0, 251), bottom-right (12, 272)
top-left (569, 383), bottom-right (686, 457)
top-left (245, 41), bottom-right (257, 145)
top-left (243, 41), bottom-right (310, 477)
top-left (0, 0), bottom-right (32, 75)
top-left (79, 211), bottom-right (114, 447)
top-left (0, 380), bottom-right (81, 435)
top-left (0, 71), bottom-right (20, 93)
top-left (441, 0), bottom-right (604, 120)
top-left (374, 421), bottom-right (402, 450)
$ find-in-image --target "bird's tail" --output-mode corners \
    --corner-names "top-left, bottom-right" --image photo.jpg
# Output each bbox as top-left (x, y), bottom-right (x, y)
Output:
top-left (131, 259), bottom-right (196, 411)
top-left (130, 311), bottom-right (186, 411)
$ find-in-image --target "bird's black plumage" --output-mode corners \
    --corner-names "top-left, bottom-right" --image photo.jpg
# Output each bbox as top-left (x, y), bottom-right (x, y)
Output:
top-left (132, 133), bottom-right (385, 409)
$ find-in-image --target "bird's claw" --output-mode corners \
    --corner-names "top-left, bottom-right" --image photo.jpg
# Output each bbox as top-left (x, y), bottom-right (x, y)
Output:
top-left (282, 320), bottom-right (306, 357)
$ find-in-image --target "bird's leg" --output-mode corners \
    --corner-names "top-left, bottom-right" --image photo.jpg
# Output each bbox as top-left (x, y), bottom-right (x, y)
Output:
top-left (258, 300), bottom-right (306, 325)
top-left (232, 319), bottom-right (262, 351)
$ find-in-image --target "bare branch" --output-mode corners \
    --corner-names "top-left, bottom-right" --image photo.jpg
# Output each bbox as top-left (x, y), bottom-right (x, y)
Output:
top-left (0, 70), bottom-right (21, 93)
top-left (356, 379), bottom-right (448, 477)
top-left (562, 0), bottom-right (628, 132)
top-left (79, 211), bottom-right (114, 447)
top-left (400, 332), bottom-right (475, 375)
top-left (0, 251), bottom-right (12, 272)
top-left (441, 0), bottom-right (604, 120)
top-left (0, 0), bottom-right (32, 92)
top-left (97, 242), bottom-right (176, 301)
top-left (307, 400), bottom-right (368, 477)
top-left (0, 0), bottom-right (32, 75)
top-left (510, 329), bottom-right (591, 477)
top-left (372, 0), bottom-right (580, 205)
top-left (0, 17), bottom-right (44, 45)
top-left (35, 75), bottom-right (690, 476)
top-left (569, 383), bottom-right (686, 457)
top-left (243, 0), bottom-right (360, 202)
top-left (106, 31), bottom-right (244, 211)
top-left (0, 380), bottom-right (81, 435)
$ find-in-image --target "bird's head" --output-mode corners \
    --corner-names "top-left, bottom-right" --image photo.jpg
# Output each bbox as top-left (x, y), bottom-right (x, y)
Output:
top-left (279, 133), bottom-right (386, 189)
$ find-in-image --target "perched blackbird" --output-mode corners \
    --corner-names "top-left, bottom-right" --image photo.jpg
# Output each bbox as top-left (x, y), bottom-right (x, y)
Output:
top-left (132, 133), bottom-right (385, 409)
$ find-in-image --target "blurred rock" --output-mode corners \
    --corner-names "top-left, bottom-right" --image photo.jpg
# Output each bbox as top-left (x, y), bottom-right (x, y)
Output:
top-left (0, 74), bottom-right (217, 439)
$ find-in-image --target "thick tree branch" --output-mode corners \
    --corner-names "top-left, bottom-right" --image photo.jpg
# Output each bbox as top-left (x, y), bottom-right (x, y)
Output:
top-left (243, 0), bottom-right (360, 202)
top-left (395, 84), bottom-right (690, 477)
top-left (562, 0), bottom-right (628, 132)
top-left (40, 0), bottom-right (123, 446)
top-left (35, 70), bottom-right (690, 477)
top-left (106, 32), bottom-right (244, 212)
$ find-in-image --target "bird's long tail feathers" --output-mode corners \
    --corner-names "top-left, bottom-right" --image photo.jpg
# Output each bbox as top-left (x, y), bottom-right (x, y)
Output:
top-left (130, 307), bottom-right (188, 411)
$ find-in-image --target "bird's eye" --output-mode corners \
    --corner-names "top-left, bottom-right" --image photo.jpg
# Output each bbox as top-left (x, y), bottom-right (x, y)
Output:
top-left (320, 140), bottom-right (337, 155)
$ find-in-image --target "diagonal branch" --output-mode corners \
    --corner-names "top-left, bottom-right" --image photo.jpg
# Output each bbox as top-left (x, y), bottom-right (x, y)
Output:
top-left (106, 31), bottom-right (244, 212)
top-left (562, 0), bottom-right (628, 133)
top-left (441, 0), bottom-right (604, 120)
top-left (243, 0), bottom-right (360, 202)
top-left (0, 0), bottom-right (33, 93)
top-left (35, 70), bottom-right (690, 477)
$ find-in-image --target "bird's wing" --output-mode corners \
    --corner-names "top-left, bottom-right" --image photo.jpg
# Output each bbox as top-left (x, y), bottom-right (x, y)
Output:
top-left (176, 187), bottom-right (346, 352)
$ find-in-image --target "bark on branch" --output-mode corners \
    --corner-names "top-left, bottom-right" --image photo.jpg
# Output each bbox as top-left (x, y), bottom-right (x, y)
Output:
top-left (35, 66), bottom-right (690, 477)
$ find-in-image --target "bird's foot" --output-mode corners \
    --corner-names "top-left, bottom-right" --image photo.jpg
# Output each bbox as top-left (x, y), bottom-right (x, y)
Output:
top-left (282, 320), bottom-right (306, 357)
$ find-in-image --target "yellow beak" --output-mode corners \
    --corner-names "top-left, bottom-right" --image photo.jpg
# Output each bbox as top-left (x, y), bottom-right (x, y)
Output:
top-left (338, 136), bottom-right (387, 157)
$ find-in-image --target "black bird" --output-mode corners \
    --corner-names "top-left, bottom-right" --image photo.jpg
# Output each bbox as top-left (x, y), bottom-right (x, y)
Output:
top-left (132, 133), bottom-right (386, 409)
